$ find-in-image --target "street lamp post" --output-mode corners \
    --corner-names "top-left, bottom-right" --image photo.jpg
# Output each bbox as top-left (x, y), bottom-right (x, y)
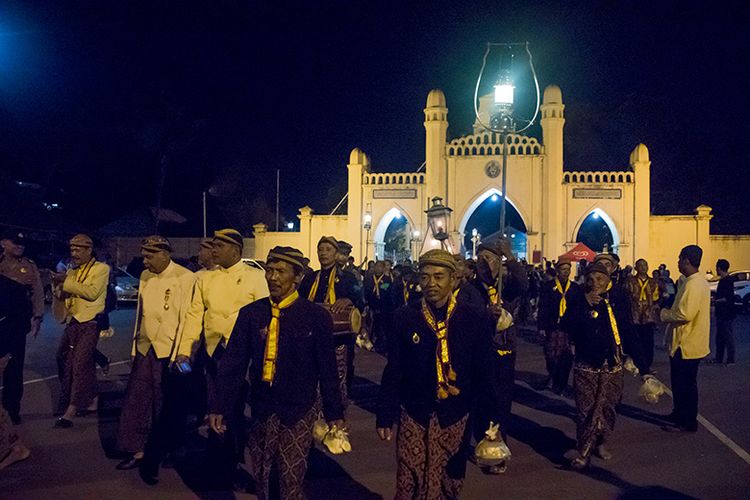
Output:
top-left (425, 197), bottom-right (453, 251)
top-left (411, 230), bottom-right (421, 261)
top-left (363, 209), bottom-right (372, 263)
top-left (471, 228), bottom-right (481, 259)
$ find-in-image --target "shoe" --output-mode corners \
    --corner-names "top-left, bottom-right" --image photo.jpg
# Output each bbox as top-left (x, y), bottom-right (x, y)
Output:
top-left (570, 455), bottom-right (589, 470)
top-left (594, 445), bottom-right (612, 460)
top-left (116, 456), bottom-right (142, 470)
top-left (54, 417), bottom-right (74, 428)
top-left (138, 461), bottom-right (159, 485)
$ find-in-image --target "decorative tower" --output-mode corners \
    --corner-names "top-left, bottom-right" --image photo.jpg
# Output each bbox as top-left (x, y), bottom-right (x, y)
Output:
top-left (347, 147), bottom-right (370, 262)
top-left (424, 89), bottom-right (449, 206)
top-left (540, 85), bottom-right (565, 258)
top-left (630, 143), bottom-right (651, 263)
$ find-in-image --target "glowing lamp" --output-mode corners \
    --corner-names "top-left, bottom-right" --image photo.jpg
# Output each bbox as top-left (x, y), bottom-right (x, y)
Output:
top-left (494, 82), bottom-right (514, 106)
top-left (363, 212), bottom-right (372, 230)
top-left (425, 197), bottom-right (452, 242)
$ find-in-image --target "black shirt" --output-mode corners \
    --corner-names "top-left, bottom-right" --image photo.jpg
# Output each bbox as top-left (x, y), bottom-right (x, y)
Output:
top-left (537, 279), bottom-right (580, 332)
top-left (212, 296), bottom-right (344, 426)
top-left (0, 275), bottom-right (31, 356)
top-left (715, 275), bottom-right (736, 320)
top-left (377, 300), bottom-right (498, 429)
top-left (299, 266), bottom-right (363, 310)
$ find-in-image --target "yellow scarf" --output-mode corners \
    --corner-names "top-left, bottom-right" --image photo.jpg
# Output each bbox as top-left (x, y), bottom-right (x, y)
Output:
top-left (372, 274), bottom-right (383, 299)
top-left (402, 279), bottom-right (410, 305)
top-left (308, 267), bottom-right (337, 304)
top-left (554, 278), bottom-right (571, 318)
top-left (421, 295), bottom-right (460, 400)
top-left (261, 291), bottom-right (299, 384)
top-left (486, 284), bottom-right (499, 305)
top-left (637, 277), bottom-right (659, 302)
top-left (603, 297), bottom-right (622, 362)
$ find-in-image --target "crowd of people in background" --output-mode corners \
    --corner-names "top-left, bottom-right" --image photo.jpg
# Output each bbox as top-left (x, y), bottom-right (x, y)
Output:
top-left (0, 224), bottom-right (740, 497)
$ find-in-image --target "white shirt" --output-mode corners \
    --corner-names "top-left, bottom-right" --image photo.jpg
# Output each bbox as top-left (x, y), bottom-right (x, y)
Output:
top-left (133, 261), bottom-right (196, 359)
top-left (177, 260), bottom-right (268, 358)
top-left (661, 272), bottom-right (711, 359)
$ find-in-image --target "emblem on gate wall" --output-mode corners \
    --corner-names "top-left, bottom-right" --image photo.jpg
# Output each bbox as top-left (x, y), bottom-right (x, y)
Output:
top-left (484, 161), bottom-right (501, 178)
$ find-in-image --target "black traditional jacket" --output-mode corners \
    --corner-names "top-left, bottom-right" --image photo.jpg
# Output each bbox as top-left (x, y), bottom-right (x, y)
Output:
top-left (299, 265), bottom-right (364, 310)
top-left (211, 296), bottom-right (344, 426)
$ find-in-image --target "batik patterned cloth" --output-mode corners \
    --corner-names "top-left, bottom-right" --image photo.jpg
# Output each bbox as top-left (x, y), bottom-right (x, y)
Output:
top-left (573, 362), bottom-right (624, 457)
top-left (396, 410), bottom-right (469, 500)
top-left (56, 319), bottom-right (99, 410)
top-left (248, 407), bottom-right (317, 500)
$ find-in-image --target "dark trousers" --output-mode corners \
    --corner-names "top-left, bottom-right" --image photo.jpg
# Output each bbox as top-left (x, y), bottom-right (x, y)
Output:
top-left (57, 319), bottom-right (99, 410)
top-left (473, 351), bottom-right (516, 443)
top-left (2, 328), bottom-right (27, 419)
top-left (715, 318), bottom-right (735, 363)
top-left (669, 349), bottom-right (701, 430)
top-left (206, 346), bottom-right (248, 467)
top-left (635, 323), bottom-right (656, 373)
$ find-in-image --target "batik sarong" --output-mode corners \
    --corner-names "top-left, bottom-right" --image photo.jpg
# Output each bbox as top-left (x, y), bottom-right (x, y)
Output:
top-left (57, 319), bottom-right (99, 410)
top-left (544, 330), bottom-right (573, 392)
top-left (248, 407), bottom-right (317, 500)
top-left (396, 410), bottom-right (469, 500)
top-left (573, 362), bottom-right (623, 457)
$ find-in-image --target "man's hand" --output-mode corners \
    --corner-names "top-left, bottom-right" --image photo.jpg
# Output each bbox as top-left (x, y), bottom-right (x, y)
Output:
top-left (585, 291), bottom-right (603, 306)
top-left (29, 317), bottom-right (42, 339)
top-left (51, 272), bottom-right (66, 285)
top-left (487, 302), bottom-right (505, 318)
top-left (328, 419), bottom-right (345, 429)
top-left (209, 414), bottom-right (226, 435)
top-left (331, 298), bottom-right (353, 314)
top-left (376, 426), bottom-right (393, 441)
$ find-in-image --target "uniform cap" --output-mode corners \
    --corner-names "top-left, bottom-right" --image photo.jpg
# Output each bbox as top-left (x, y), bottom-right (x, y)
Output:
top-left (337, 240), bottom-right (352, 254)
top-left (419, 249), bottom-right (457, 272)
top-left (267, 246), bottom-right (306, 272)
top-left (213, 229), bottom-right (243, 249)
top-left (1, 229), bottom-right (27, 245)
top-left (141, 235), bottom-right (173, 253)
top-left (318, 236), bottom-right (339, 250)
top-left (69, 234), bottom-right (93, 248)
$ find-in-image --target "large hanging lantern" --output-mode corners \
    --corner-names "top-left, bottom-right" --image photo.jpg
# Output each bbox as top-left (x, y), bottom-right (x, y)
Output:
top-left (425, 197), bottom-right (452, 241)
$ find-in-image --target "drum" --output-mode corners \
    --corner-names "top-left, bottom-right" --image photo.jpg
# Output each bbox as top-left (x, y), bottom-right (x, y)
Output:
top-left (322, 304), bottom-right (362, 335)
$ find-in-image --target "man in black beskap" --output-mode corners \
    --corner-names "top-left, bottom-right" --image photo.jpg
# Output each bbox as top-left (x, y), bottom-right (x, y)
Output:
top-left (210, 246), bottom-right (344, 500)
top-left (377, 249), bottom-right (497, 500)
top-left (710, 259), bottom-right (736, 365)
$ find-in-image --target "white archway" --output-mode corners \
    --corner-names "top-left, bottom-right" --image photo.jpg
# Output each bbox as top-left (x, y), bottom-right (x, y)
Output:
top-left (373, 206), bottom-right (415, 260)
top-left (572, 207), bottom-right (621, 252)
top-left (457, 187), bottom-right (528, 236)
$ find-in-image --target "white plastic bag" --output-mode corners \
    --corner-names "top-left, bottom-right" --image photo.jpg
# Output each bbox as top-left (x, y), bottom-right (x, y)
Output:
top-left (474, 422), bottom-right (511, 466)
top-left (639, 375), bottom-right (666, 404)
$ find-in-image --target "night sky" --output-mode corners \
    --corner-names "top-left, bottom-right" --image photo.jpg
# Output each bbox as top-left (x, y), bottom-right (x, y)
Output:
top-left (1, 1), bottom-right (748, 235)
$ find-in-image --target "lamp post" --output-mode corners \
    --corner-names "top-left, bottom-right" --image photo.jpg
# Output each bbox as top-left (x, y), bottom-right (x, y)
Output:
top-left (363, 209), bottom-right (372, 263)
top-left (425, 197), bottom-right (453, 251)
top-left (471, 228), bottom-right (481, 259)
top-left (411, 230), bottom-right (420, 261)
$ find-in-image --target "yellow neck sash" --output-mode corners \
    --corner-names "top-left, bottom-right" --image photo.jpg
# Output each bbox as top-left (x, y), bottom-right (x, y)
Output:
top-left (421, 295), bottom-right (460, 400)
top-left (261, 291), bottom-right (300, 384)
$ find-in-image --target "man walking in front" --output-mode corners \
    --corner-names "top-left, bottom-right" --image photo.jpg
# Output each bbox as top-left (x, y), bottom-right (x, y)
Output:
top-left (660, 245), bottom-right (710, 433)
top-left (116, 236), bottom-right (195, 474)
top-left (53, 234), bottom-right (110, 428)
top-left (210, 246), bottom-right (344, 500)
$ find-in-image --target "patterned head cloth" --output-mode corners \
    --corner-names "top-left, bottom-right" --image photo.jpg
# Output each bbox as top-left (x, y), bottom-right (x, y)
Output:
top-left (556, 254), bottom-right (573, 267)
top-left (419, 249), bottom-right (457, 272)
top-left (141, 235), bottom-right (173, 253)
top-left (593, 253), bottom-right (617, 267)
top-left (267, 246), bottom-right (306, 272)
top-left (317, 236), bottom-right (339, 250)
top-left (69, 234), bottom-right (93, 248)
top-left (585, 261), bottom-right (611, 276)
top-left (337, 240), bottom-right (353, 255)
top-left (214, 228), bottom-right (243, 248)
top-left (199, 239), bottom-right (213, 250)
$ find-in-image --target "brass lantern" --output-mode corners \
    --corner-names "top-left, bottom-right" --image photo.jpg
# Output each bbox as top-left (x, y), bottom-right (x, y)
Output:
top-left (425, 197), bottom-right (452, 241)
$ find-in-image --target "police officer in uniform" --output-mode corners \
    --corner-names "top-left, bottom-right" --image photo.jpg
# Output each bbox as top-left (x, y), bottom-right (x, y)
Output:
top-left (0, 230), bottom-right (44, 424)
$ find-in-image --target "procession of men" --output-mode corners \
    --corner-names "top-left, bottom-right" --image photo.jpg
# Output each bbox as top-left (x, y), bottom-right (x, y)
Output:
top-left (0, 225), bottom-right (727, 498)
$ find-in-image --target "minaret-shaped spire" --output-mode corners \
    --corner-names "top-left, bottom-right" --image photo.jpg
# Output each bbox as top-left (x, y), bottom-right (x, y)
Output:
top-left (424, 89), bottom-right (449, 205)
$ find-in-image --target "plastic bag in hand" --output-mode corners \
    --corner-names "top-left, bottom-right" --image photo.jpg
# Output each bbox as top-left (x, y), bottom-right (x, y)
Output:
top-left (639, 375), bottom-right (666, 404)
top-left (474, 422), bottom-right (511, 466)
top-left (321, 424), bottom-right (352, 455)
top-left (623, 357), bottom-right (639, 376)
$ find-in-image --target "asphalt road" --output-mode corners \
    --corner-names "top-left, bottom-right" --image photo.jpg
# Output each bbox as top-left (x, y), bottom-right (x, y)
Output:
top-left (1, 305), bottom-right (749, 499)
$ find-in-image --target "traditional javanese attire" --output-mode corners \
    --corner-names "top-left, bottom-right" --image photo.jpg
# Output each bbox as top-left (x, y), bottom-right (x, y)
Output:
top-left (538, 277), bottom-right (579, 393)
top-left (624, 275), bottom-right (661, 372)
top-left (560, 284), bottom-right (639, 459)
top-left (55, 255), bottom-right (110, 411)
top-left (377, 292), bottom-right (497, 500)
top-left (212, 291), bottom-right (343, 500)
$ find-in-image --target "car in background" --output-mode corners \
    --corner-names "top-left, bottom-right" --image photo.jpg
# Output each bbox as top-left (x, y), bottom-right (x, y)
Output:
top-left (709, 270), bottom-right (750, 294)
top-left (735, 283), bottom-right (750, 314)
top-left (114, 267), bottom-right (139, 303)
